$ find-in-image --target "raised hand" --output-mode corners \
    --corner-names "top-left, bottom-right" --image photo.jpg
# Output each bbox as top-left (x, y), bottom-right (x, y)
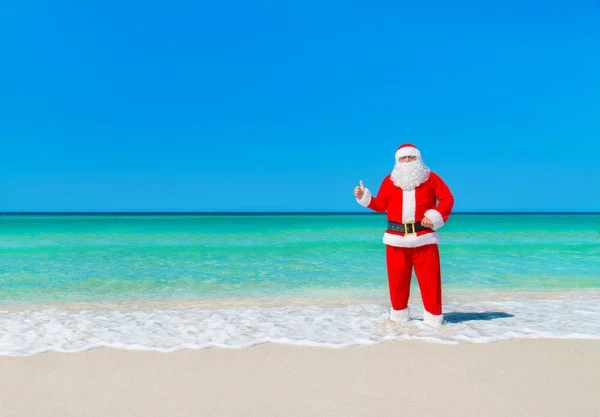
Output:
top-left (354, 180), bottom-right (366, 199)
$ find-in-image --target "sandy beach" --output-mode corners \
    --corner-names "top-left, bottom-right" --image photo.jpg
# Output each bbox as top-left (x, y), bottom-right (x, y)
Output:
top-left (1, 339), bottom-right (599, 417)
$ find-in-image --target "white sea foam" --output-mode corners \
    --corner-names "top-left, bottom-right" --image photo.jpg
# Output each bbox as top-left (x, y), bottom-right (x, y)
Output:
top-left (1, 292), bottom-right (599, 356)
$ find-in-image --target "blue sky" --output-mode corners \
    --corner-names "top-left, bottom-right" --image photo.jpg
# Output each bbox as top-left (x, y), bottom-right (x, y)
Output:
top-left (1, 1), bottom-right (599, 212)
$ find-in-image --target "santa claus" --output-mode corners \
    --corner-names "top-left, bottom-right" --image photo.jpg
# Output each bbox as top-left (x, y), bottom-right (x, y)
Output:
top-left (354, 144), bottom-right (454, 327)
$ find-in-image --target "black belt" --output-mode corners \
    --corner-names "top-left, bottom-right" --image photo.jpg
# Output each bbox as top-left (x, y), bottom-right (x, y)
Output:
top-left (388, 220), bottom-right (430, 235)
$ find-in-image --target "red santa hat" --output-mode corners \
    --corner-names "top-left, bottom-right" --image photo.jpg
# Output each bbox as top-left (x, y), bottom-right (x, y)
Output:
top-left (395, 143), bottom-right (422, 160)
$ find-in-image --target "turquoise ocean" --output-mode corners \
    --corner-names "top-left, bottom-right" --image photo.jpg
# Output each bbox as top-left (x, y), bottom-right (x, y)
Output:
top-left (1, 214), bottom-right (599, 355)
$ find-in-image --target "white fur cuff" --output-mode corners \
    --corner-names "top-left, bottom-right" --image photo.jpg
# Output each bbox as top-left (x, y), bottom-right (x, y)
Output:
top-left (423, 310), bottom-right (444, 327)
top-left (390, 307), bottom-right (411, 323)
top-left (356, 188), bottom-right (372, 208)
top-left (424, 209), bottom-right (444, 230)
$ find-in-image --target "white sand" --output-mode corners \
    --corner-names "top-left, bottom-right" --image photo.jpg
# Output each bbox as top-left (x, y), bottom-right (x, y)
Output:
top-left (1, 339), bottom-right (599, 417)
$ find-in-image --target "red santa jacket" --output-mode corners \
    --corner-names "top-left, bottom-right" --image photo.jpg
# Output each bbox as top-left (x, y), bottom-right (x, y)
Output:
top-left (356, 172), bottom-right (454, 247)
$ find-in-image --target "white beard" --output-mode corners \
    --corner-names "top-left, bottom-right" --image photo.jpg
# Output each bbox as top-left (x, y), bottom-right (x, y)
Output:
top-left (390, 159), bottom-right (431, 190)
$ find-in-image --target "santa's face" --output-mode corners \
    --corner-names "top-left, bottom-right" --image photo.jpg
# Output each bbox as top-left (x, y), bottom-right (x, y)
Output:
top-left (390, 157), bottom-right (430, 190)
top-left (398, 155), bottom-right (417, 163)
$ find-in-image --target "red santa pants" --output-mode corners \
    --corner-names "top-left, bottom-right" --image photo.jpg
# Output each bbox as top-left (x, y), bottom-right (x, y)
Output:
top-left (385, 243), bottom-right (442, 315)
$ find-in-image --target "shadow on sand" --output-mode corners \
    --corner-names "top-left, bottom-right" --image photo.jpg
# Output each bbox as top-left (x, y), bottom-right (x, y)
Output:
top-left (443, 311), bottom-right (514, 324)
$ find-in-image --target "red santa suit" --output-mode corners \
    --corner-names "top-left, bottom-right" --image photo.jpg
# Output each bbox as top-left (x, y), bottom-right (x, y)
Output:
top-left (356, 144), bottom-right (454, 326)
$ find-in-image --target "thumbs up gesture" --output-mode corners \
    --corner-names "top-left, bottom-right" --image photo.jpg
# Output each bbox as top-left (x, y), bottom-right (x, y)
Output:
top-left (354, 180), bottom-right (366, 199)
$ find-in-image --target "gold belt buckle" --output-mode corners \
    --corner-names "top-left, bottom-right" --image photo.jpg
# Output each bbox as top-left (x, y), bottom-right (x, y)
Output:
top-left (404, 222), bottom-right (416, 236)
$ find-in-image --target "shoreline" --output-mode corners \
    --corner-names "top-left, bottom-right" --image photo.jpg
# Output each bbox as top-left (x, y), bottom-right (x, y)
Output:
top-left (1, 339), bottom-right (599, 417)
top-left (3, 211), bottom-right (599, 215)
top-left (2, 290), bottom-right (600, 356)
top-left (2, 287), bottom-right (599, 311)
